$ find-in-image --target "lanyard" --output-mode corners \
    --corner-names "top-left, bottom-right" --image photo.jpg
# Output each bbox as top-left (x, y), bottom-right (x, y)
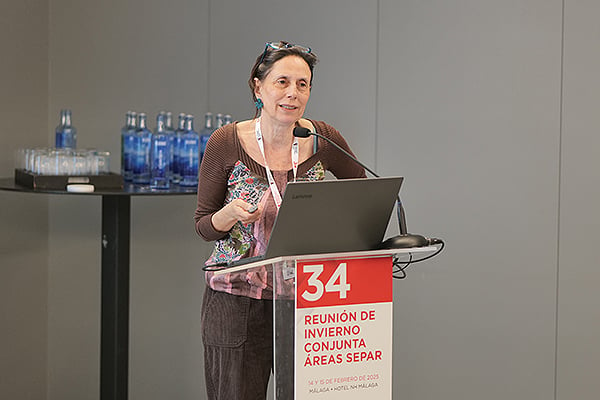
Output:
top-left (255, 119), bottom-right (299, 209)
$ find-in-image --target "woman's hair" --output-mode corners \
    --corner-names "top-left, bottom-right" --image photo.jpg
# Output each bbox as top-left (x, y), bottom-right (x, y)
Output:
top-left (248, 41), bottom-right (319, 118)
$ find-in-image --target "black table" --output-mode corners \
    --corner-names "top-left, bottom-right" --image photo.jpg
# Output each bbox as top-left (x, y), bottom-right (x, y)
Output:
top-left (0, 178), bottom-right (197, 400)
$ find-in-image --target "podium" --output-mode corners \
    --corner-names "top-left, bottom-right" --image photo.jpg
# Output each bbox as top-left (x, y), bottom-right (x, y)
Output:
top-left (213, 246), bottom-right (438, 400)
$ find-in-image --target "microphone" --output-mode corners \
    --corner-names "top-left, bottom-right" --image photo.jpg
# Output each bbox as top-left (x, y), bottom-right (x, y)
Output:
top-left (293, 126), bottom-right (440, 248)
top-left (293, 126), bottom-right (378, 177)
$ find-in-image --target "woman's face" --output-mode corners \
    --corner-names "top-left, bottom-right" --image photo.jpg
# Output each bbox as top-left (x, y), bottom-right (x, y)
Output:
top-left (254, 55), bottom-right (312, 126)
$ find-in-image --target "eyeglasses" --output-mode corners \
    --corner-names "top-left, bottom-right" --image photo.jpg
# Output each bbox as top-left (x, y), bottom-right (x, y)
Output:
top-left (258, 41), bottom-right (312, 65)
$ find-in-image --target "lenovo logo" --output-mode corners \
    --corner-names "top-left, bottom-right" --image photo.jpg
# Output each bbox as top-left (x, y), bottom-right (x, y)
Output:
top-left (292, 194), bottom-right (313, 200)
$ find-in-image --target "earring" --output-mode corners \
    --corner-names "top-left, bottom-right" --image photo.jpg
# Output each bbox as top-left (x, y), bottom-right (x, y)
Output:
top-left (254, 98), bottom-right (264, 110)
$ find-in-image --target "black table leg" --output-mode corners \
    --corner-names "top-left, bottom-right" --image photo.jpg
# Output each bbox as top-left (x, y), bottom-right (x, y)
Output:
top-left (101, 195), bottom-right (131, 400)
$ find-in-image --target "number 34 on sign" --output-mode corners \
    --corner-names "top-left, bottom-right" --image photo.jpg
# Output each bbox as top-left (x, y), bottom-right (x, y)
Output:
top-left (296, 257), bottom-right (393, 309)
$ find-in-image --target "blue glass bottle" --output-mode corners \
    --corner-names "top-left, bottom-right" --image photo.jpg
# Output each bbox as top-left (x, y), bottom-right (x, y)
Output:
top-left (55, 110), bottom-right (65, 147)
top-left (164, 111), bottom-right (176, 182)
top-left (121, 111), bottom-right (137, 181)
top-left (199, 112), bottom-right (213, 162)
top-left (179, 114), bottom-right (199, 187)
top-left (132, 113), bottom-right (152, 184)
top-left (150, 113), bottom-right (171, 189)
top-left (215, 113), bottom-right (224, 129)
top-left (171, 113), bottom-right (186, 184)
top-left (55, 109), bottom-right (77, 149)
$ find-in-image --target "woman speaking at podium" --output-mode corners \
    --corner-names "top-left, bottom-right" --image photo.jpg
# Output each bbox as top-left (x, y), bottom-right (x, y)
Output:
top-left (194, 41), bottom-right (365, 399)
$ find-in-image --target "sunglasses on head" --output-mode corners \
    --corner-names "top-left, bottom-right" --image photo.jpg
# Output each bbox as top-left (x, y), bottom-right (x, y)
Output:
top-left (258, 41), bottom-right (312, 65)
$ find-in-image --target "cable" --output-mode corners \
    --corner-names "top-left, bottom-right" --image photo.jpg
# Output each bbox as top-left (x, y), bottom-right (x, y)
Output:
top-left (392, 240), bottom-right (445, 279)
top-left (203, 240), bottom-right (445, 277)
top-left (202, 263), bottom-right (229, 272)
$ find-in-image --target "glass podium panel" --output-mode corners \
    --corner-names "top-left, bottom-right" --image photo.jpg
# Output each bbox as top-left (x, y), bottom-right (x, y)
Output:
top-left (273, 259), bottom-right (297, 399)
top-left (212, 247), bottom-right (439, 400)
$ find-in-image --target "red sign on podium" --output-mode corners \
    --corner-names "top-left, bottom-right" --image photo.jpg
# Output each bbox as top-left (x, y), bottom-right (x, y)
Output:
top-left (295, 256), bottom-right (394, 400)
top-left (297, 256), bottom-right (392, 309)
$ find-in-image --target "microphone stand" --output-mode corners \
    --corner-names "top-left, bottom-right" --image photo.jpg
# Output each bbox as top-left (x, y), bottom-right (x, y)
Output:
top-left (293, 127), bottom-right (437, 248)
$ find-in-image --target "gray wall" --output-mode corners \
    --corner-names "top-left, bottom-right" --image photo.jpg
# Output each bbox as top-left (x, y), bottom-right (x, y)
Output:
top-left (557, 1), bottom-right (600, 397)
top-left (1, 0), bottom-right (599, 399)
top-left (381, 1), bottom-right (561, 398)
top-left (0, 1), bottom-right (49, 399)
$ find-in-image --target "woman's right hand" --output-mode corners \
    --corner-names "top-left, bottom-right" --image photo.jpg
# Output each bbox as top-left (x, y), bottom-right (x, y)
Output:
top-left (211, 198), bottom-right (264, 232)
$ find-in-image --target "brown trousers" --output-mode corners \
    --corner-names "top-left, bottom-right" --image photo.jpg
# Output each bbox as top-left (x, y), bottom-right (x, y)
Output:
top-left (201, 288), bottom-right (273, 400)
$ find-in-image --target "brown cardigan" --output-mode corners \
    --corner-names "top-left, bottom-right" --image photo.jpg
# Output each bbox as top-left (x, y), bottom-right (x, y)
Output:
top-left (193, 119), bottom-right (366, 242)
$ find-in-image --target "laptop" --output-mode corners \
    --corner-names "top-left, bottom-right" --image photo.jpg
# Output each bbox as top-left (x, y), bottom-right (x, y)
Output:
top-left (206, 176), bottom-right (403, 270)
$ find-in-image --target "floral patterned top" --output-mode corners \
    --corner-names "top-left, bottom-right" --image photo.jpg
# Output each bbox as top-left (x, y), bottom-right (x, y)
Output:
top-left (194, 120), bottom-right (365, 299)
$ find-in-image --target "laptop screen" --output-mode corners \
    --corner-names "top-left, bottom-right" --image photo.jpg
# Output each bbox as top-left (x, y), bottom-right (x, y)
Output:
top-left (264, 176), bottom-right (404, 259)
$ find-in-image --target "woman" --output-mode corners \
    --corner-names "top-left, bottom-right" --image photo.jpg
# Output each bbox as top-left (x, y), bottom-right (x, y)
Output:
top-left (194, 41), bottom-right (365, 399)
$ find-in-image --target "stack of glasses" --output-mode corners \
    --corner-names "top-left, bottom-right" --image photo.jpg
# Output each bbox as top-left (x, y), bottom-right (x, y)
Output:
top-left (15, 108), bottom-right (111, 176)
top-left (15, 148), bottom-right (111, 176)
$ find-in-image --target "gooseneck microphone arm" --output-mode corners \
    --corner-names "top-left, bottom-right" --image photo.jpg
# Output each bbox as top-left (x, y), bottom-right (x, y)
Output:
top-left (396, 197), bottom-right (408, 235)
top-left (293, 126), bottom-right (410, 236)
top-left (292, 126), bottom-right (442, 249)
top-left (293, 127), bottom-right (379, 177)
